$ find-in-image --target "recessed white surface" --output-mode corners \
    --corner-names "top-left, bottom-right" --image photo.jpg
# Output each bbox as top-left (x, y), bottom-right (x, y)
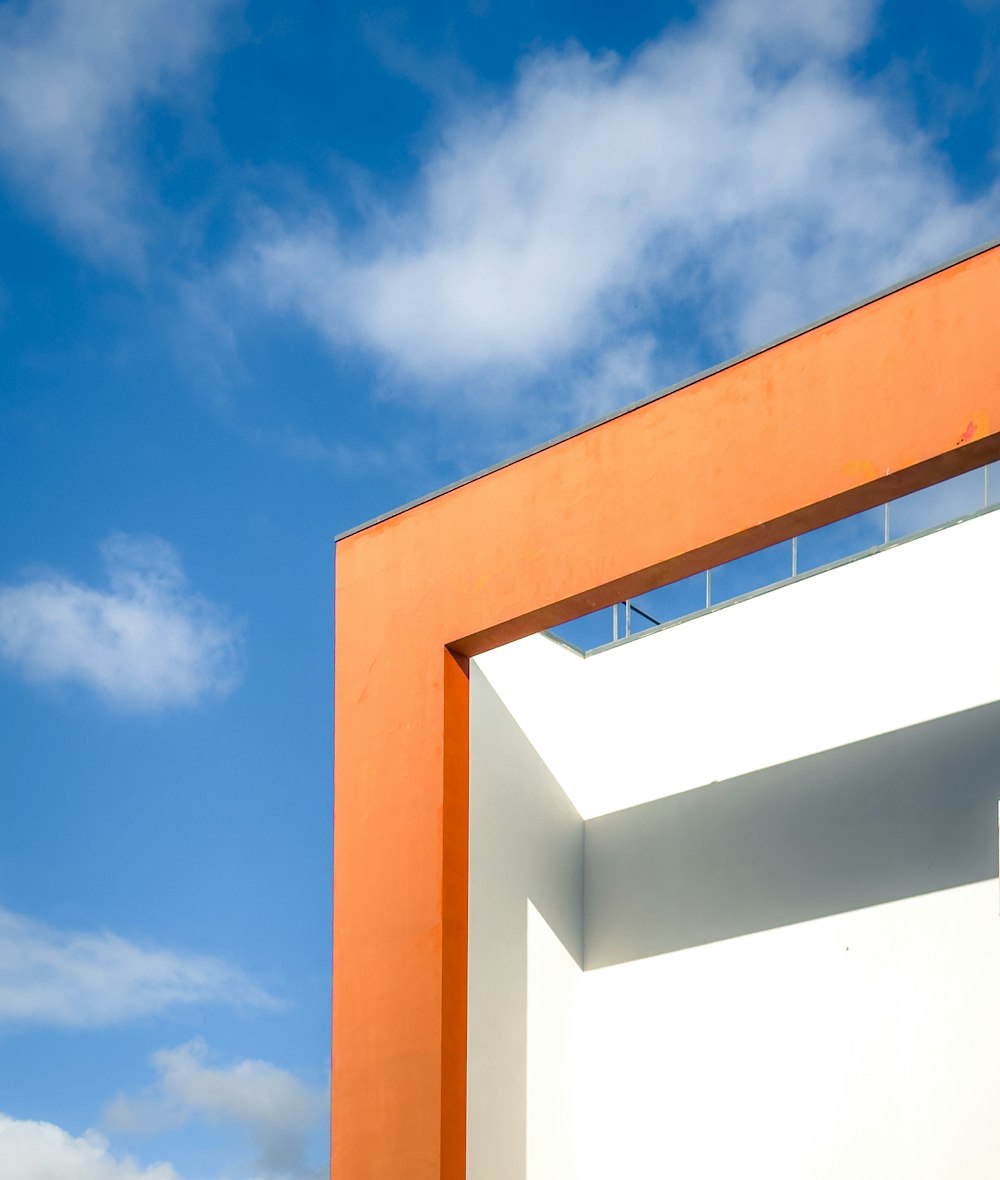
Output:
top-left (469, 510), bottom-right (1000, 1178)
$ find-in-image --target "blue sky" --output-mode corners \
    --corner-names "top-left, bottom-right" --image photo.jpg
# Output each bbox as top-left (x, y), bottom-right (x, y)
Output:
top-left (0, 0), bottom-right (998, 1176)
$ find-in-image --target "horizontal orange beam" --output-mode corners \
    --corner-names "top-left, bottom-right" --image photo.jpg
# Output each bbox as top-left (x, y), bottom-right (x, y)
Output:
top-left (333, 242), bottom-right (1000, 1178)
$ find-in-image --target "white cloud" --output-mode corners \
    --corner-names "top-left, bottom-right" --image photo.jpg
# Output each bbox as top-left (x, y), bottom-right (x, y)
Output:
top-left (562, 332), bottom-right (663, 422)
top-left (105, 1040), bottom-right (327, 1179)
top-left (0, 534), bottom-right (241, 709)
top-left (0, 1114), bottom-right (180, 1180)
top-left (0, 0), bottom-right (229, 266)
top-left (0, 905), bottom-right (276, 1028)
top-left (241, 0), bottom-right (1000, 412)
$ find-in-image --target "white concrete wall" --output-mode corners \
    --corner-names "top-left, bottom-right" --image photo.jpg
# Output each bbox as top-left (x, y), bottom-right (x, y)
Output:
top-left (574, 880), bottom-right (1000, 1180)
top-left (477, 508), bottom-right (1000, 819)
top-left (525, 902), bottom-right (580, 1180)
top-left (467, 668), bottom-right (582, 1180)
top-left (470, 509), bottom-right (1000, 1179)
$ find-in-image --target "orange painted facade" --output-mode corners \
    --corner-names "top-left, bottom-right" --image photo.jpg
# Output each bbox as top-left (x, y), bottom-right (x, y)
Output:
top-left (333, 243), bottom-right (1000, 1178)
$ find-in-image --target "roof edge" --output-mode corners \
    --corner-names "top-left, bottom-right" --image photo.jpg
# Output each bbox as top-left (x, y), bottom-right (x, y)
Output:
top-left (335, 234), bottom-right (1000, 544)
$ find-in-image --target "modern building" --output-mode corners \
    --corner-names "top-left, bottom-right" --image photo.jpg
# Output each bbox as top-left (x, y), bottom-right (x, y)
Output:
top-left (333, 240), bottom-right (1000, 1178)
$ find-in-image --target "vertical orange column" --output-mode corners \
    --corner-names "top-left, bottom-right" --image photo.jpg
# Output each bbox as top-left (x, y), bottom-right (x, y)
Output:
top-left (440, 649), bottom-right (470, 1179)
top-left (332, 591), bottom-right (456, 1177)
top-left (332, 561), bottom-right (470, 1178)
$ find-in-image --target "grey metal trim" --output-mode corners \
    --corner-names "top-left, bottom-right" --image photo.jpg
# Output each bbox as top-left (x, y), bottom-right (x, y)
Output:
top-left (336, 235), bottom-right (1000, 543)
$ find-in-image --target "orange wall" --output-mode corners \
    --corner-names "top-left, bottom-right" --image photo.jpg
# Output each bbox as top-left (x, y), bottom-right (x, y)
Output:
top-left (333, 243), bottom-right (1000, 1178)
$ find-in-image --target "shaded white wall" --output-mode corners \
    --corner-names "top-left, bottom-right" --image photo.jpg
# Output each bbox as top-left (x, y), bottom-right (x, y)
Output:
top-left (583, 700), bottom-right (1000, 968)
top-left (467, 668), bottom-right (581, 1180)
top-left (470, 510), bottom-right (1000, 1179)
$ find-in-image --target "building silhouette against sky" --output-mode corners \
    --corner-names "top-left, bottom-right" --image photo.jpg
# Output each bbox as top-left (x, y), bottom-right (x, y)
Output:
top-left (333, 240), bottom-right (1000, 1178)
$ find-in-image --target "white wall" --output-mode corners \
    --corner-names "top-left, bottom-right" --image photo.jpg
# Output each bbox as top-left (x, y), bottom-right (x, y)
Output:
top-left (574, 881), bottom-right (1000, 1180)
top-left (470, 510), bottom-right (1000, 1179)
top-left (476, 508), bottom-right (1000, 819)
top-left (583, 699), bottom-right (1000, 968)
top-left (467, 668), bottom-right (582, 1180)
top-left (525, 901), bottom-right (580, 1180)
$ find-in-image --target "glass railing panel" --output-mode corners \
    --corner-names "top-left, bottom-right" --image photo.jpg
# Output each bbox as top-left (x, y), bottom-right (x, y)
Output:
top-left (548, 606), bottom-right (614, 652)
top-left (711, 540), bottom-right (793, 604)
top-left (796, 505), bottom-right (884, 573)
top-left (988, 461), bottom-right (1000, 507)
top-left (631, 573), bottom-right (707, 629)
top-left (888, 468), bottom-right (984, 540)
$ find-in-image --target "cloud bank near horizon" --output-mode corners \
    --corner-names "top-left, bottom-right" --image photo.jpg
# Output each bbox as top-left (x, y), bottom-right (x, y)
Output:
top-left (1, 1035), bottom-right (326, 1180)
top-left (105, 1040), bottom-right (326, 1179)
top-left (0, 1114), bottom-right (180, 1180)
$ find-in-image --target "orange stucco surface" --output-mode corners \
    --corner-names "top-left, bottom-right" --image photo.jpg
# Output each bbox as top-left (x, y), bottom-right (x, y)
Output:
top-left (332, 242), bottom-right (1000, 1178)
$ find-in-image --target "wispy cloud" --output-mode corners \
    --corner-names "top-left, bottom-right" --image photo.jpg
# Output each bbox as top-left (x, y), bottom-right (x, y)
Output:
top-left (238, 0), bottom-right (999, 418)
top-left (105, 1040), bottom-right (327, 1179)
top-left (0, 534), bottom-right (242, 710)
top-left (0, 906), bottom-right (276, 1028)
top-left (0, 1040), bottom-right (325, 1180)
top-left (0, 1114), bottom-right (181, 1180)
top-left (0, 0), bottom-right (230, 267)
